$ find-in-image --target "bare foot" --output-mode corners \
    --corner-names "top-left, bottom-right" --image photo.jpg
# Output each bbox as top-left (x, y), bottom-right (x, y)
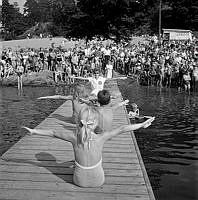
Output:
top-left (21, 126), bottom-right (34, 135)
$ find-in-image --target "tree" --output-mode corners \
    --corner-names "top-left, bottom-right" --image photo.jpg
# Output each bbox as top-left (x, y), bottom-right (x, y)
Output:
top-left (65, 0), bottom-right (138, 41)
top-left (2, 0), bottom-right (14, 30)
top-left (2, 0), bottom-right (198, 40)
top-left (51, 0), bottom-right (77, 36)
top-left (2, 0), bottom-right (28, 40)
top-left (24, 0), bottom-right (40, 25)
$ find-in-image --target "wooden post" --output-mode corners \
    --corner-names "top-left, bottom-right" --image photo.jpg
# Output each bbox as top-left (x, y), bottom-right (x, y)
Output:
top-left (159, 0), bottom-right (162, 43)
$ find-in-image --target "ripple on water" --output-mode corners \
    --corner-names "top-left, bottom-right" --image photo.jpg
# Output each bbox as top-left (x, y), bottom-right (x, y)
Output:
top-left (0, 85), bottom-right (71, 155)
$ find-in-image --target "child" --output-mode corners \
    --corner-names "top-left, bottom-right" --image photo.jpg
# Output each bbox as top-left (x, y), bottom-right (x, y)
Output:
top-left (128, 103), bottom-right (140, 119)
top-left (22, 106), bottom-right (155, 188)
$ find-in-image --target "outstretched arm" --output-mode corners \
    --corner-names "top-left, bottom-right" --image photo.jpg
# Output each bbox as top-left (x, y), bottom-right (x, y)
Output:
top-left (22, 126), bottom-right (75, 143)
top-left (69, 76), bottom-right (89, 81)
top-left (110, 99), bottom-right (129, 109)
top-left (38, 95), bottom-right (73, 100)
top-left (101, 117), bottom-right (155, 142)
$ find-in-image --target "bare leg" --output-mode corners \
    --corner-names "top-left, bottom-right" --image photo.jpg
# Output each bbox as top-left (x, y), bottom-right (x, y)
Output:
top-left (17, 77), bottom-right (20, 91)
top-left (20, 77), bottom-right (23, 91)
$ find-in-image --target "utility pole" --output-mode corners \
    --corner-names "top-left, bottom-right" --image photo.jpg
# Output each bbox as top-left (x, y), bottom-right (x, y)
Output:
top-left (159, 0), bottom-right (162, 43)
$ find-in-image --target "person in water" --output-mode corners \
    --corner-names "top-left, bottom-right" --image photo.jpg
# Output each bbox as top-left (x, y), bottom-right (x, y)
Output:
top-left (16, 61), bottom-right (24, 91)
top-left (128, 103), bottom-right (140, 119)
top-left (22, 106), bottom-right (155, 187)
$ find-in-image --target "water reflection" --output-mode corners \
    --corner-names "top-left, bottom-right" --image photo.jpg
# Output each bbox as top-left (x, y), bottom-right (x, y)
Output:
top-left (118, 80), bottom-right (198, 200)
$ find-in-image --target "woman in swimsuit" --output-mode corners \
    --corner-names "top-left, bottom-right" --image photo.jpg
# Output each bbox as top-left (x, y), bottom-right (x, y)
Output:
top-left (16, 61), bottom-right (24, 91)
top-left (22, 106), bottom-right (155, 187)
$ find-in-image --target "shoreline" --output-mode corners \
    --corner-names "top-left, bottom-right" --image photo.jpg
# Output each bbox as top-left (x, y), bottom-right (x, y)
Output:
top-left (0, 71), bottom-right (56, 87)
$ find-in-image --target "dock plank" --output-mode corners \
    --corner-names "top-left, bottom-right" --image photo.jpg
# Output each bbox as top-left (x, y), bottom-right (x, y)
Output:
top-left (0, 189), bottom-right (151, 200)
top-left (0, 80), bottom-right (155, 200)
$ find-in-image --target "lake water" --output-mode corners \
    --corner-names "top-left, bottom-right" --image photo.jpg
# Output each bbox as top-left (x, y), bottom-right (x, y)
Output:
top-left (118, 79), bottom-right (198, 200)
top-left (0, 85), bottom-right (72, 155)
top-left (0, 81), bottom-right (198, 200)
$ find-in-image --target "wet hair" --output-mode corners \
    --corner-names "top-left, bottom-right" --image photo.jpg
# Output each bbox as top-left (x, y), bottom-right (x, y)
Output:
top-left (97, 90), bottom-right (111, 105)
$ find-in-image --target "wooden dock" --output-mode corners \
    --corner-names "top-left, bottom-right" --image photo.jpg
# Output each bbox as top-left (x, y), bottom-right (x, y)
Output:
top-left (0, 80), bottom-right (155, 200)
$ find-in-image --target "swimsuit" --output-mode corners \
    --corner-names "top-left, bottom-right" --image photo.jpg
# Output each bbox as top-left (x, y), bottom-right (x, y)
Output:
top-left (128, 110), bottom-right (139, 118)
top-left (73, 158), bottom-right (104, 187)
top-left (75, 158), bottom-right (102, 170)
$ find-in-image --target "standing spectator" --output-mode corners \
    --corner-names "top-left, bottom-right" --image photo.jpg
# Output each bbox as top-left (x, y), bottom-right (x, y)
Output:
top-left (106, 60), bottom-right (113, 79)
top-left (183, 71), bottom-right (191, 94)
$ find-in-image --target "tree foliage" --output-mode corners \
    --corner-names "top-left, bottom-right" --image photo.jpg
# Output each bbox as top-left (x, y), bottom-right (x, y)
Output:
top-left (2, 0), bottom-right (29, 40)
top-left (1, 0), bottom-right (198, 40)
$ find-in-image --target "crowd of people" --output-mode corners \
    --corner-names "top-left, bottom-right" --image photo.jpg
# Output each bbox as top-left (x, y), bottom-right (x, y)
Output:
top-left (1, 37), bottom-right (198, 93)
top-left (131, 39), bottom-right (198, 93)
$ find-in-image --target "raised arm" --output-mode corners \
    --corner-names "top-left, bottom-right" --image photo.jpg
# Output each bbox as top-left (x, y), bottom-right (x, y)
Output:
top-left (38, 95), bottom-right (73, 100)
top-left (22, 126), bottom-right (75, 143)
top-left (101, 117), bottom-right (155, 142)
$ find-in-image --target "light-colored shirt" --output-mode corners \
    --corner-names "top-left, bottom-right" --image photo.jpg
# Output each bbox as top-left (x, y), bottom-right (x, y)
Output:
top-left (88, 76), bottom-right (106, 96)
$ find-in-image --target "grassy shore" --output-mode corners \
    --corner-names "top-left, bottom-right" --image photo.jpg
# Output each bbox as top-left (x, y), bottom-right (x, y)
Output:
top-left (0, 71), bottom-right (55, 87)
top-left (1, 37), bottom-right (82, 50)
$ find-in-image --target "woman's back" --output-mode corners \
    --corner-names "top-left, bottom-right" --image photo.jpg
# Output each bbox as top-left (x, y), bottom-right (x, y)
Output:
top-left (72, 107), bottom-right (105, 187)
top-left (73, 133), bottom-right (103, 167)
top-left (72, 106), bottom-right (155, 187)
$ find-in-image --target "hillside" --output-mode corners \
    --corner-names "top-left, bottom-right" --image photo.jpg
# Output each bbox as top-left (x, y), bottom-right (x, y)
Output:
top-left (17, 22), bottom-right (53, 39)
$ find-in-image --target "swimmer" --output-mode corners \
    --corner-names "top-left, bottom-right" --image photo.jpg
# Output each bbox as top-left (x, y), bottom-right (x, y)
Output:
top-left (22, 106), bottom-right (155, 188)
top-left (16, 62), bottom-right (24, 91)
top-left (128, 103), bottom-right (139, 119)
